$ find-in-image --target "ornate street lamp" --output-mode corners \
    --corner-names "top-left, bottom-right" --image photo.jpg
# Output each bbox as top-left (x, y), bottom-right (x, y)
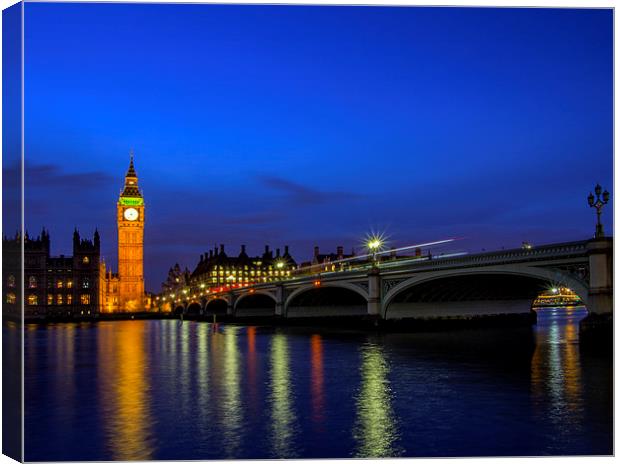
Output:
top-left (366, 235), bottom-right (384, 265)
top-left (588, 183), bottom-right (610, 238)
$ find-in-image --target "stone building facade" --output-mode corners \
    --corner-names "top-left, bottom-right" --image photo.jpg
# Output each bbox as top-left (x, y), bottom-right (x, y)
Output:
top-left (3, 228), bottom-right (101, 319)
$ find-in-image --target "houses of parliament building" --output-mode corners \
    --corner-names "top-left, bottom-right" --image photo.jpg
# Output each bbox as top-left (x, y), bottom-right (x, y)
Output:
top-left (3, 154), bottom-right (149, 319)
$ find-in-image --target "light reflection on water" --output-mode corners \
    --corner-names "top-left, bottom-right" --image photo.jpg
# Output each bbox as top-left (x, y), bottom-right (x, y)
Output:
top-left (22, 307), bottom-right (612, 461)
top-left (221, 326), bottom-right (242, 457)
top-left (353, 343), bottom-right (402, 458)
top-left (269, 332), bottom-right (298, 458)
top-left (530, 307), bottom-right (587, 451)
top-left (98, 322), bottom-right (154, 461)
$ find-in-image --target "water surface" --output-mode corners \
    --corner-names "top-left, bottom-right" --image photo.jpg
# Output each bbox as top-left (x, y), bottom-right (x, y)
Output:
top-left (23, 307), bottom-right (612, 460)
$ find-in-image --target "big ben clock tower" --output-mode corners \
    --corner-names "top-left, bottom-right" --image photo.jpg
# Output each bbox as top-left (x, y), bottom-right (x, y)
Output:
top-left (117, 152), bottom-right (145, 310)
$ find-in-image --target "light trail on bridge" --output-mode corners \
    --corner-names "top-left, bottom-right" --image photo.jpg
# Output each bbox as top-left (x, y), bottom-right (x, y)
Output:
top-left (300, 238), bottom-right (461, 270)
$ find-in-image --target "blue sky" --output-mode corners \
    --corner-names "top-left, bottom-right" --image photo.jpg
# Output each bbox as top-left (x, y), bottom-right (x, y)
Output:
top-left (15, 4), bottom-right (613, 291)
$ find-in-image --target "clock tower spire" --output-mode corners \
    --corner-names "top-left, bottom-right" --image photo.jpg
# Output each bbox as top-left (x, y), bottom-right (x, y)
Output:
top-left (117, 150), bottom-right (145, 311)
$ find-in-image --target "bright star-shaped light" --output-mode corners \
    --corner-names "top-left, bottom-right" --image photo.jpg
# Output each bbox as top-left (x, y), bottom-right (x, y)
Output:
top-left (364, 231), bottom-right (388, 253)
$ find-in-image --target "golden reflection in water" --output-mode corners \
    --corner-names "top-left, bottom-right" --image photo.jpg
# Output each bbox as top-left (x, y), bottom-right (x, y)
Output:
top-left (310, 334), bottom-right (325, 426)
top-left (530, 308), bottom-right (584, 421)
top-left (247, 327), bottom-right (259, 415)
top-left (221, 326), bottom-right (242, 457)
top-left (98, 322), bottom-right (153, 461)
top-left (270, 333), bottom-right (297, 458)
top-left (353, 343), bottom-right (400, 458)
top-left (197, 323), bottom-right (209, 415)
top-left (178, 322), bottom-right (191, 416)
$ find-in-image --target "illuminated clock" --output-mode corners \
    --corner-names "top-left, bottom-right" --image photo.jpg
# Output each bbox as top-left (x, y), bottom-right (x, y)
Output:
top-left (123, 208), bottom-right (139, 221)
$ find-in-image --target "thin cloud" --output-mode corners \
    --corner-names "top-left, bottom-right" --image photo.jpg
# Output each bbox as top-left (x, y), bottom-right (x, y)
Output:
top-left (258, 175), bottom-right (362, 205)
top-left (23, 162), bottom-right (114, 189)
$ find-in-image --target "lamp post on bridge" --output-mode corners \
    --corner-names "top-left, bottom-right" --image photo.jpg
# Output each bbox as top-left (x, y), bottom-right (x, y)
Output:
top-left (588, 184), bottom-right (610, 238)
top-left (365, 235), bottom-right (385, 320)
top-left (366, 237), bottom-right (384, 268)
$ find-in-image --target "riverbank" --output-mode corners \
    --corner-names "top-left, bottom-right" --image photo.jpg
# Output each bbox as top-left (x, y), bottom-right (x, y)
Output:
top-left (13, 310), bottom-right (539, 333)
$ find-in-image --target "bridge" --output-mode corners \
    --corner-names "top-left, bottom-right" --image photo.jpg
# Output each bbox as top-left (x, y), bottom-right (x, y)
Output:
top-left (160, 237), bottom-right (612, 325)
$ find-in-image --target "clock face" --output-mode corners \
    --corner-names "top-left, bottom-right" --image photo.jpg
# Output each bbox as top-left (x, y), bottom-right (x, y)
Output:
top-left (124, 208), bottom-right (139, 221)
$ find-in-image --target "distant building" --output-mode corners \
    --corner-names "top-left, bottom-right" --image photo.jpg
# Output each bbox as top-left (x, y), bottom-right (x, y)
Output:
top-left (300, 245), bottom-right (357, 273)
top-left (164, 244), bottom-right (298, 292)
top-left (3, 228), bottom-right (101, 319)
top-left (161, 263), bottom-right (192, 295)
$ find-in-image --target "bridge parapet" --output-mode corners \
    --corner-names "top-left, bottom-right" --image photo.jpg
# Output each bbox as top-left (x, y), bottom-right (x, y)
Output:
top-left (384, 240), bottom-right (589, 272)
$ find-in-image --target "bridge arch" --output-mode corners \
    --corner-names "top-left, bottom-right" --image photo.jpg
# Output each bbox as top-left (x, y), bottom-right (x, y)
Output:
top-left (285, 282), bottom-right (369, 309)
top-left (285, 282), bottom-right (368, 317)
top-left (186, 301), bottom-right (202, 316)
top-left (382, 266), bottom-right (589, 319)
top-left (234, 290), bottom-right (277, 309)
top-left (204, 297), bottom-right (228, 314)
top-left (234, 291), bottom-right (277, 317)
top-left (173, 304), bottom-right (185, 316)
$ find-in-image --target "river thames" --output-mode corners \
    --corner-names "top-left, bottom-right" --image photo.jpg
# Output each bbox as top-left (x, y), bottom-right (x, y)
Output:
top-left (22, 307), bottom-right (611, 460)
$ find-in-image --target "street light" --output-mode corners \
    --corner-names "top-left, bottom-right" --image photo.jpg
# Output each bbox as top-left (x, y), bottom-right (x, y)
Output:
top-left (588, 183), bottom-right (610, 238)
top-left (366, 235), bottom-right (384, 265)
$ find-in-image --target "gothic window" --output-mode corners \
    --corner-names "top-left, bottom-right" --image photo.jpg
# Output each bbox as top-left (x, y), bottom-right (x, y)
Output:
top-left (67, 279), bottom-right (73, 289)
top-left (47, 294), bottom-right (53, 305)
top-left (82, 256), bottom-right (90, 264)
top-left (80, 294), bottom-right (90, 305)
top-left (28, 294), bottom-right (38, 305)
top-left (57, 280), bottom-right (63, 289)
top-left (6, 293), bottom-right (16, 304)
top-left (7, 275), bottom-right (15, 288)
top-left (67, 294), bottom-right (73, 305)
top-left (82, 278), bottom-right (90, 289)
top-left (56, 294), bottom-right (63, 305)
top-left (28, 276), bottom-right (37, 288)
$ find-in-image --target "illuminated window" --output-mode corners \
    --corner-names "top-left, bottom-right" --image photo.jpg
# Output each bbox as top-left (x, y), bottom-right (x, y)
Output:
top-left (28, 294), bottom-right (38, 305)
top-left (82, 256), bottom-right (90, 264)
top-left (67, 294), bottom-right (73, 305)
top-left (56, 280), bottom-right (63, 289)
top-left (7, 275), bottom-right (15, 288)
top-left (80, 294), bottom-right (90, 305)
top-left (82, 278), bottom-right (90, 289)
top-left (6, 293), bottom-right (16, 304)
top-left (56, 294), bottom-right (63, 305)
top-left (28, 276), bottom-right (37, 288)
top-left (67, 279), bottom-right (73, 289)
